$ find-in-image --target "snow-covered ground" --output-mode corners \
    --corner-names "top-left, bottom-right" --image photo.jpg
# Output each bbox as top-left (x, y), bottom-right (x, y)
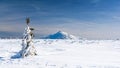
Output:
top-left (0, 39), bottom-right (120, 68)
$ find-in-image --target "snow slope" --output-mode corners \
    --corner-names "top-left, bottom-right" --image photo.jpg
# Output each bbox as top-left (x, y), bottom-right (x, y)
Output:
top-left (44, 31), bottom-right (77, 39)
top-left (0, 39), bottom-right (120, 68)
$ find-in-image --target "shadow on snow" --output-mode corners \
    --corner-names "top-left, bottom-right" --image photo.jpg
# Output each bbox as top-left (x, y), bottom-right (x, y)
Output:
top-left (11, 51), bottom-right (22, 59)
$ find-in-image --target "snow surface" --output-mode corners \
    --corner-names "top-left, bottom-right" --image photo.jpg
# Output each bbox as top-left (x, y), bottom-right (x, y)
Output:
top-left (0, 39), bottom-right (120, 68)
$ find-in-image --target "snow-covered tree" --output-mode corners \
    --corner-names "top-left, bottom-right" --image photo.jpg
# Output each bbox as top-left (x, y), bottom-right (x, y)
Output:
top-left (20, 18), bottom-right (37, 58)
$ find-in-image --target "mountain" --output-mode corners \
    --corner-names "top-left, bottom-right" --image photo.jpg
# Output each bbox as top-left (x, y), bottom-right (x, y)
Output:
top-left (44, 31), bottom-right (77, 39)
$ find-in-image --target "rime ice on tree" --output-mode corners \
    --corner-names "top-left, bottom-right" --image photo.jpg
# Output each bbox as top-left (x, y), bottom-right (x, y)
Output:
top-left (21, 18), bottom-right (37, 58)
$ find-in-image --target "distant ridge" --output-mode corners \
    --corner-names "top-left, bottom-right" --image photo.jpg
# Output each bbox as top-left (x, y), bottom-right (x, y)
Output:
top-left (44, 31), bottom-right (77, 39)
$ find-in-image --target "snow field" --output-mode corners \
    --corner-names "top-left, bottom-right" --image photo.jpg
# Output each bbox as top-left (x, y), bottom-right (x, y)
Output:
top-left (0, 39), bottom-right (120, 68)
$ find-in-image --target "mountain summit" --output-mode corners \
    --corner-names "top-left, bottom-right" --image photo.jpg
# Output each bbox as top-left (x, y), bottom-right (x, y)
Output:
top-left (44, 31), bottom-right (76, 39)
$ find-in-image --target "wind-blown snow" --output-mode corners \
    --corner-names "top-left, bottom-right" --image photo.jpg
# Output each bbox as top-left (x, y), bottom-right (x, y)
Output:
top-left (44, 31), bottom-right (77, 39)
top-left (0, 39), bottom-right (120, 68)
